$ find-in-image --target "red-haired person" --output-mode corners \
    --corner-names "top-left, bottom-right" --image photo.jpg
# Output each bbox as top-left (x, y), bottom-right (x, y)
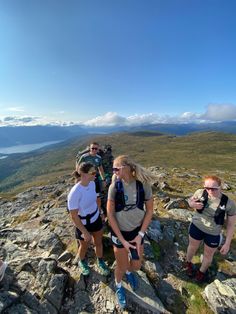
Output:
top-left (186, 175), bottom-right (236, 282)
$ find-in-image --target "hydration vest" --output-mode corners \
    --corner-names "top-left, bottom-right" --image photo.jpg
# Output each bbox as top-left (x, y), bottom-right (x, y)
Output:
top-left (198, 189), bottom-right (228, 225)
top-left (115, 179), bottom-right (145, 212)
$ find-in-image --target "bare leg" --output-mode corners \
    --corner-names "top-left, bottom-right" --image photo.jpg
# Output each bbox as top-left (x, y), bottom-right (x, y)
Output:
top-left (128, 245), bottom-right (144, 272)
top-left (91, 229), bottom-right (104, 258)
top-left (114, 247), bottom-right (129, 283)
top-left (186, 235), bottom-right (202, 262)
top-left (78, 239), bottom-right (90, 260)
top-left (200, 244), bottom-right (217, 273)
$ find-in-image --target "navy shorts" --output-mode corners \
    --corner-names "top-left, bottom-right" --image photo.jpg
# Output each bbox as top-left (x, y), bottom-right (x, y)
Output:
top-left (189, 223), bottom-right (221, 248)
top-left (75, 215), bottom-right (103, 241)
top-left (111, 225), bottom-right (144, 249)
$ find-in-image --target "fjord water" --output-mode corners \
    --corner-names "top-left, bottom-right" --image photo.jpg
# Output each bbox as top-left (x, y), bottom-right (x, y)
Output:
top-left (0, 140), bottom-right (62, 155)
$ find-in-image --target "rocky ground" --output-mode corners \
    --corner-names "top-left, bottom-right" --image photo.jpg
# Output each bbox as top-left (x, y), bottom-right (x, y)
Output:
top-left (0, 167), bottom-right (236, 314)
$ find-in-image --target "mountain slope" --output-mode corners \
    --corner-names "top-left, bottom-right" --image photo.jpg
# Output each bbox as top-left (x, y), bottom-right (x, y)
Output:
top-left (0, 131), bottom-right (236, 194)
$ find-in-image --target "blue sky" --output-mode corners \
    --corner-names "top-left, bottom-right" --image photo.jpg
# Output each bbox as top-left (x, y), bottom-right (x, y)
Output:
top-left (0, 0), bottom-right (236, 127)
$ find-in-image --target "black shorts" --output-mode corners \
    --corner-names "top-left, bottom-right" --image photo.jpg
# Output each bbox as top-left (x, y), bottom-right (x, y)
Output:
top-left (189, 223), bottom-right (221, 248)
top-left (111, 225), bottom-right (144, 248)
top-left (75, 215), bottom-right (103, 241)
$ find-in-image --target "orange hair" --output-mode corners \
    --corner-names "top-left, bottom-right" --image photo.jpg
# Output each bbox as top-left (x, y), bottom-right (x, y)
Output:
top-left (203, 175), bottom-right (221, 186)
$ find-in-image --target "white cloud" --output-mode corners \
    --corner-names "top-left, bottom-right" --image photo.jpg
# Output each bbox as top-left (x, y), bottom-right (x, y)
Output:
top-left (0, 103), bottom-right (236, 127)
top-left (7, 107), bottom-right (25, 112)
top-left (83, 112), bottom-right (127, 127)
top-left (201, 103), bottom-right (236, 121)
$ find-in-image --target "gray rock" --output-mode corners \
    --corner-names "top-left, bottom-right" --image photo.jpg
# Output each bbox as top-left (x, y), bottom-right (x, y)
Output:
top-left (44, 273), bottom-right (67, 311)
top-left (203, 278), bottom-right (236, 314)
top-left (38, 232), bottom-right (64, 256)
top-left (0, 290), bottom-right (19, 312)
top-left (146, 220), bottom-right (163, 242)
top-left (123, 270), bottom-right (168, 313)
top-left (164, 198), bottom-right (189, 210)
top-left (168, 208), bottom-right (193, 221)
top-left (6, 303), bottom-right (38, 314)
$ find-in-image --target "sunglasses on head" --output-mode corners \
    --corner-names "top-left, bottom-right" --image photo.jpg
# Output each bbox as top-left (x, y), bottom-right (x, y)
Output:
top-left (204, 186), bottom-right (220, 191)
top-left (112, 166), bottom-right (125, 172)
top-left (91, 147), bottom-right (98, 150)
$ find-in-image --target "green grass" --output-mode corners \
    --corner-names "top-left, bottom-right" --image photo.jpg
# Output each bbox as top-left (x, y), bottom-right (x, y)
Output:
top-left (1, 131), bottom-right (236, 195)
top-left (184, 282), bottom-right (214, 314)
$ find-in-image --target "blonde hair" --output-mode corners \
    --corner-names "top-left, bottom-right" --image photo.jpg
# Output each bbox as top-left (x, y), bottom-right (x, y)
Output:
top-left (204, 175), bottom-right (221, 186)
top-left (114, 155), bottom-right (157, 184)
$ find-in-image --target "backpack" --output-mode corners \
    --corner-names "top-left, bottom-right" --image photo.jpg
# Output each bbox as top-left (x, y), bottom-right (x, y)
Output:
top-left (114, 179), bottom-right (145, 212)
top-left (76, 146), bottom-right (90, 164)
top-left (197, 189), bottom-right (228, 225)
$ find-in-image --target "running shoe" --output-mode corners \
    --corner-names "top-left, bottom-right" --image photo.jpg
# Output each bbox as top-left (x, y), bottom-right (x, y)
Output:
top-left (116, 286), bottom-right (126, 309)
top-left (97, 259), bottom-right (110, 276)
top-left (78, 260), bottom-right (90, 276)
top-left (126, 272), bottom-right (138, 291)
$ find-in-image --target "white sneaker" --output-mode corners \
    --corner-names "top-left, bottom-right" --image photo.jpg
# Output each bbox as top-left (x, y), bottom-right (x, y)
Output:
top-left (0, 262), bottom-right (7, 281)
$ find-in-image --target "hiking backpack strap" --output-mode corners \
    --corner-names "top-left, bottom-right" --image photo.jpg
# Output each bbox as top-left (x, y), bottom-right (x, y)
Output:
top-left (136, 180), bottom-right (145, 210)
top-left (114, 180), bottom-right (145, 212)
top-left (214, 193), bottom-right (228, 225)
top-left (115, 180), bottom-right (126, 212)
top-left (197, 189), bottom-right (208, 213)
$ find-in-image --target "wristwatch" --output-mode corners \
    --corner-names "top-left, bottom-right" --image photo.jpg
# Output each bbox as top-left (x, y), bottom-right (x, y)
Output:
top-left (138, 231), bottom-right (145, 238)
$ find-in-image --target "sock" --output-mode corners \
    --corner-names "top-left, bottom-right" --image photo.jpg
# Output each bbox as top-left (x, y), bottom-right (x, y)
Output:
top-left (116, 281), bottom-right (122, 288)
top-left (126, 271), bottom-right (131, 275)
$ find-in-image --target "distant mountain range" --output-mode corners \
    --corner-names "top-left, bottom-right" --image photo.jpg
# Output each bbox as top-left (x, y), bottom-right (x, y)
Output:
top-left (1, 121), bottom-right (236, 148)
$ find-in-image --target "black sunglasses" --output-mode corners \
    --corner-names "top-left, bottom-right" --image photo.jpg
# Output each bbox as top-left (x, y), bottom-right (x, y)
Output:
top-left (91, 147), bottom-right (98, 150)
top-left (204, 187), bottom-right (220, 191)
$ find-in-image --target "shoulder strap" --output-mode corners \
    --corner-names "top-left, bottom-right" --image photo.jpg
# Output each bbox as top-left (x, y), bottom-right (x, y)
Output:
top-left (201, 189), bottom-right (208, 209)
top-left (136, 180), bottom-right (145, 210)
top-left (115, 180), bottom-right (125, 212)
top-left (219, 193), bottom-right (228, 207)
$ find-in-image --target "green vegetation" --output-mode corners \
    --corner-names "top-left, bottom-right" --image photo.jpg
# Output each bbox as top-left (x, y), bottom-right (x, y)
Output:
top-left (184, 282), bottom-right (214, 314)
top-left (1, 131), bottom-right (236, 195)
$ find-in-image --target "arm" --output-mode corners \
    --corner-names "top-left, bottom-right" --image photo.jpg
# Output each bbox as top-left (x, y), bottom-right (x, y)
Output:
top-left (107, 199), bottom-right (135, 252)
top-left (70, 209), bottom-right (91, 242)
top-left (98, 165), bottom-right (105, 181)
top-left (132, 198), bottom-right (153, 255)
top-left (220, 215), bottom-right (236, 255)
top-left (188, 196), bottom-right (204, 211)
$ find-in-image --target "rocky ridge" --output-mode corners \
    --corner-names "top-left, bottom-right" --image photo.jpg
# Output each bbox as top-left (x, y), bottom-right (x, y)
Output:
top-left (0, 167), bottom-right (236, 314)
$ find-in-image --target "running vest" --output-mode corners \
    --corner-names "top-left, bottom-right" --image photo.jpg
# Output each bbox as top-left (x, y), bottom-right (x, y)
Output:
top-left (198, 189), bottom-right (228, 225)
top-left (114, 180), bottom-right (145, 212)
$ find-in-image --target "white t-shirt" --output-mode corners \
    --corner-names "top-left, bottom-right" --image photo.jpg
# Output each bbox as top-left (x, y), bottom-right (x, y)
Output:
top-left (67, 181), bottom-right (99, 225)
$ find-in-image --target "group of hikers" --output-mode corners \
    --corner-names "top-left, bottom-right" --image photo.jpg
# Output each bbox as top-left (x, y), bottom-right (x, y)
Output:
top-left (66, 141), bottom-right (236, 309)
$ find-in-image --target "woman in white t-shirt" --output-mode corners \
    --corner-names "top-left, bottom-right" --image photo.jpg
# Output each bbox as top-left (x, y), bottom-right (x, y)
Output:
top-left (67, 162), bottom-right (109, 276)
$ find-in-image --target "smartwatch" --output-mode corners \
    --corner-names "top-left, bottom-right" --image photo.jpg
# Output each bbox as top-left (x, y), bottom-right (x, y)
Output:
top-left (138, 231), bottom-right (145, 238)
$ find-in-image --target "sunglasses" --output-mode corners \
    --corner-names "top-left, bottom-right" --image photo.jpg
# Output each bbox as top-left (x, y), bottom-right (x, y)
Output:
top-left (88, 170), bottom-right (96, 175)
top-left (204, 186), bottom-right (220, 191)
top-left (112, 166), bottom-right (125, 172)
top-left (91, 147), bottom-right (98, 150)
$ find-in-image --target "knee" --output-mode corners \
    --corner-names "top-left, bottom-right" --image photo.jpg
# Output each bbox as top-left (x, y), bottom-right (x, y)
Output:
top-left (131, 261), bottom-right (142, 271)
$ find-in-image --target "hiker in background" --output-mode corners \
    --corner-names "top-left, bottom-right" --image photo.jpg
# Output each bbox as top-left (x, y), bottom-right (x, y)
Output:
top-left (98, 144), bottom-right (114, 214)
top-left (67, 162), bottom-right (109, 276)
top-left (186, 175), bottom-right (236, 282)
top-left (107, 155), bottom-right (156, 309)
top-left (77, 142), bottom-right (106, 211)
top-left (0, 260), bottom-right (7, 281)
